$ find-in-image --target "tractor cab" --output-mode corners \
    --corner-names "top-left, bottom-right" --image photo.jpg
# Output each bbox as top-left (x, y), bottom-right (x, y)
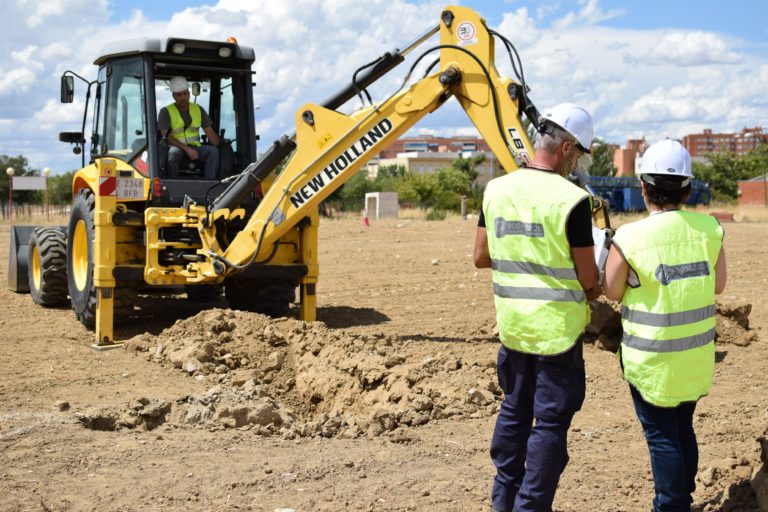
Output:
top-left (60, 37), bottom-right (257, 206)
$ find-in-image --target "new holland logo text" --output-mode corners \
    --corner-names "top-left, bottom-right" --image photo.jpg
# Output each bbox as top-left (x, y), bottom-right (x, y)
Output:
top-left (290, 119), bottom-right (393, 208)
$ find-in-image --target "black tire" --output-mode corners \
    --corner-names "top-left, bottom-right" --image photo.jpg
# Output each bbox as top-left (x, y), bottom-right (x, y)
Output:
top-left (185, 284), bottom-right (223, 303)
top-left (28, 227), bottom-right (68, 307)
top-left (225, 278), bottom-right (296, 316)
top-left (66, 189), bottom-right (135, 328)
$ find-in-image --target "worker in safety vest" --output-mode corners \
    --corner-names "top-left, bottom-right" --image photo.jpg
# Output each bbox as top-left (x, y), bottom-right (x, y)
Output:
top-left (158, 76), bottom-right (220, 179)
top-left (474, 103), bottom-right (601, 512)
top-left (603, 139), bottom-right (727, 512)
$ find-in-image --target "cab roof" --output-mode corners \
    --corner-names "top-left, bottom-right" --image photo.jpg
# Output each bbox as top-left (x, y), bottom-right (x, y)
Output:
top-left (94, 37), bottom-right (255, 65)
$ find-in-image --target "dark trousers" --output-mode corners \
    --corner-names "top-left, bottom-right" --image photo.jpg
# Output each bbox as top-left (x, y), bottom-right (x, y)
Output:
top-left (491, 340), bottom-right (586, 512)
top-left (630, 385), bottom-right (698, 512)
top-left (167, 144), bottom-right (219, 180)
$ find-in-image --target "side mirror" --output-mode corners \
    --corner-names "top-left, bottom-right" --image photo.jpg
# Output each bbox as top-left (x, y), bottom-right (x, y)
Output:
top-left (61, 75), bottom-right (74, 103)
top-left (191, 82), bottom-right (201, 97)
top-left (59, 131), bottom-right (84, 144)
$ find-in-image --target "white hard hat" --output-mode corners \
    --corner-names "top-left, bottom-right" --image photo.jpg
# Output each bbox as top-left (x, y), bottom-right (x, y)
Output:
top-left (538, 103), bottom-right (594, 154)
top-left (169, 76), bottom-right (189, 93)
top-left (638, 139), bottom-right (693, 181)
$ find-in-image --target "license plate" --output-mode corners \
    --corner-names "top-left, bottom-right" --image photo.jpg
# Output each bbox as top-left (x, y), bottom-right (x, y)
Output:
top-left (116, 178), bottom-right (144, 199)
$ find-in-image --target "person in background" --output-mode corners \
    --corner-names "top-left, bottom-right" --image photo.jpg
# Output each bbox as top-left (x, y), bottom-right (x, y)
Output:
top-left (474, 103), bottom-right (601, 512)
top-left (603, 139), bottom-right (727, 512)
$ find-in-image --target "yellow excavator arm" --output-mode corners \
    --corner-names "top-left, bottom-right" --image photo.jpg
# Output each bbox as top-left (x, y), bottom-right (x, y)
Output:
top-left (194, 5), bottom-right (538, 275)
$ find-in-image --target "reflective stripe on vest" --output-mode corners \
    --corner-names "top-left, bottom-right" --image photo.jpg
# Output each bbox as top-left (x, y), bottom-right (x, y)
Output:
top-left (167, 103), bottom-right (202, 147)
top-left (621, 304), bottom-right (715, 328)
top-left (492, 259), bottom-right (578, 280)
top-left (613, 210), bottom-right (723, 407)
top-left (493, 283), bottom-right (585, 302)
top-left (622, 327), bottom-right (716, 353)
top-left (483, 168), bottom-right (591, 356)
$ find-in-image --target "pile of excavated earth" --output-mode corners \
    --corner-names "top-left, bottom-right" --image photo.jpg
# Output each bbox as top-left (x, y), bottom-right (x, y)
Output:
top-left (74, 299), bottom-right (757, 441)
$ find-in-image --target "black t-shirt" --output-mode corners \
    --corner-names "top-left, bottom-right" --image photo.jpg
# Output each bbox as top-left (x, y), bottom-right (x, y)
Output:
top-left (478, 194), bottom-right (594, 248)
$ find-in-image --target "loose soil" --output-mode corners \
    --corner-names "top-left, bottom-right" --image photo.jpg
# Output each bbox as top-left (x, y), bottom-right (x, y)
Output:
top-left (0, 214), bottom-right (766, 511)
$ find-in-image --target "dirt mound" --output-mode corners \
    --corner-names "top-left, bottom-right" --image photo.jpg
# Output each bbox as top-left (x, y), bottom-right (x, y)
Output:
top-left (123, 309), bottom-right (502, 438)
top-left (585, 299), bottom-right (757, 351)
top-left (115, 299), bottom-right (757, 438)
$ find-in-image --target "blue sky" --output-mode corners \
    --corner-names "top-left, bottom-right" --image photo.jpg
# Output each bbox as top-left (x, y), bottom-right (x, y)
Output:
top-left (107, 0), bottom-right (768, 46)
top-left (2, 0), bottom-right (767, 172)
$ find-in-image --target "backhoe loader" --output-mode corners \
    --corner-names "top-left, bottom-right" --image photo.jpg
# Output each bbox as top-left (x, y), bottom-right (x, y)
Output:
top-left (7, 5), bottom-right (608, 346)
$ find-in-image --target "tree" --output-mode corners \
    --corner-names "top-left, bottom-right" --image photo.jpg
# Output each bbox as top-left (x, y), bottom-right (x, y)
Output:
top-left (406, 172), bottom-right (440, 209)
top-left (588, 139), bottom-right (617, 177)
top-left (450, 153), bottom-right (485, 185)
top-left (692, 144), bottom-right (768, 201)
top-left (338, 168), bottom-right (374, 209)
top-left (0, 154), bottom-right (39, 204)
top-left (48, 171), bottom-right (76, 204)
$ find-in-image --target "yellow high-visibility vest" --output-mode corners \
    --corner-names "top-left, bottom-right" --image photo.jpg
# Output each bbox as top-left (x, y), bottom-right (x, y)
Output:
top-left (613, 210), bottom-right (723, 407)
top-left (483, 168), bottom-right (591, 355)
top-left (167, 103), bottom-right (202, 147)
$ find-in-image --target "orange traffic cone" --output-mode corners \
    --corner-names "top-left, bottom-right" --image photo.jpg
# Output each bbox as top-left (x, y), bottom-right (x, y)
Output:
top-left (362, 210), bottom-right (370, 227)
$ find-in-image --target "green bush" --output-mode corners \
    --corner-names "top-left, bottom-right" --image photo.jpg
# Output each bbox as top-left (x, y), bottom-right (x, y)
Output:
top-left (425, 208), bottom-right (447, 221)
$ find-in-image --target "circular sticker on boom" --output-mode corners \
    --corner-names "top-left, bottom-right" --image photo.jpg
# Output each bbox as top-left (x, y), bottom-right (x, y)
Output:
top-left (456, 21), bottom-right (477, 46)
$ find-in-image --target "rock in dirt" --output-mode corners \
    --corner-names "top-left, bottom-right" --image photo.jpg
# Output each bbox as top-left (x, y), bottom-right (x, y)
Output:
top-left (76, 398), bottom-right (171, 431)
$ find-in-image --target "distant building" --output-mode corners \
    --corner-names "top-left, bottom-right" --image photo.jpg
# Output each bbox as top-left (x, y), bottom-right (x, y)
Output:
top-left (377, 135), bottom-right (491, 159)
top-left (682, 127), bottom-right (768, 158)
top-left (369, 150), bottom-right (502, 187)
top-left (613, 138), bottom-right (647, 177)
top-left (738, 174), bottom-right (768, 206)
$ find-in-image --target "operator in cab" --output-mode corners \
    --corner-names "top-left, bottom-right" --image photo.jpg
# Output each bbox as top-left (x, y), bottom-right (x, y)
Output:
top-left (603, 139), bottom-right (727, 512)
top-left (474, 103), bottom-right (600, 512)
top-left (158, 76), bottom-right (220, 179)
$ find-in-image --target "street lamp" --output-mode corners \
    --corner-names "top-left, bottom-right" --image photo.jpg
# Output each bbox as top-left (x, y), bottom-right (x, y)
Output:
top-left (6, 167), bottom-right (14, 223)
top-left (43, 167), bottom-right (52, 221)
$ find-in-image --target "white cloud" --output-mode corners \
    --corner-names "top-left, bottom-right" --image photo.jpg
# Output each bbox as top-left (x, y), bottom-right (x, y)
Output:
top-left (643, 31), bottom-right (742, 66)
top-left (553, 0), bottom-right (623, 30)
top-left (497, 8), bottom-right (539, 48)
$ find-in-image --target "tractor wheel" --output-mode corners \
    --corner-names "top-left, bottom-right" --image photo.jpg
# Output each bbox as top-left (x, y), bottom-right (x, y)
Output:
top-left (185, 284), bottom-right (223, 303)
top-left (66, 189), bottom-right (135, 328)
top-left (28, 226), bottom-right (68, 306)
top-left (225, 278), bottom-right (296, 317)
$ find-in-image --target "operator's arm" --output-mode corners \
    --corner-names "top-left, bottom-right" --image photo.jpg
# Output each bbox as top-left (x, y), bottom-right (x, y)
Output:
top-left (474, 210), bottom-right (492, 268)
top-left (204, 126), bottom-right (220, 146)
top-left (201, 108), bottom-right (220, 146)
top-left (569, 198), bottom-right (601, 301)
top-left (603, 245), bottom-right (628, 301)
top-left (714, 246), bottom-right (727, 294)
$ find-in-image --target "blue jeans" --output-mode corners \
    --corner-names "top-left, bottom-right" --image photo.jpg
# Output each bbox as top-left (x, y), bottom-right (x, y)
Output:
top-left (491, 340), bottom-right (585, 512)
top-left (630, 385), bottom-right (698, 512)
top-left (167, 144), bottom-right (219, 180)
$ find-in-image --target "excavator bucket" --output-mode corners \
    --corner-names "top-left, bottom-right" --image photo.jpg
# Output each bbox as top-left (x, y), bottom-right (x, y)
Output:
top-left (7, 225), bottom-right (37, 293)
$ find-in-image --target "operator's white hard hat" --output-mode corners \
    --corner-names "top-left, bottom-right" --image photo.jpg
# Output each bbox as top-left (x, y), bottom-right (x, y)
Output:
top-left (538, 103), bottom-right (594, 154)
top-left (169, 76), bottom-right (189, 93)
top-left (638, 139), bottom-right (693, 186)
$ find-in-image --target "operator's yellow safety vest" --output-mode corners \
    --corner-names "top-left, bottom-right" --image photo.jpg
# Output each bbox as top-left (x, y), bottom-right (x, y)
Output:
top-left (483, 168), bottom-right (592, 355)
top-left (167, 103), bottom-right (202, 147)
top-left (613, 210), bottom-right (723, 407)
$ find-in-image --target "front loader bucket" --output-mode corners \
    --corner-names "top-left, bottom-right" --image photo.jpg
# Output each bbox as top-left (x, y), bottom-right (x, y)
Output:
top-left (7, 225), bottom-right (37, 293)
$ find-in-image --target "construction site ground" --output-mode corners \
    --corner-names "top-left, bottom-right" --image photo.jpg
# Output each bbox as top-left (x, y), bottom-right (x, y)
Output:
top-left (0, 210), bottom-right (766, 512)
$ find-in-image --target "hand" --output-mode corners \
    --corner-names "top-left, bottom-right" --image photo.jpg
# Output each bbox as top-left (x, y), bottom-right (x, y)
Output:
top-left (585, 284), bottom-right (602, 301)
top-left (185, 146), bottom-right (199, 160)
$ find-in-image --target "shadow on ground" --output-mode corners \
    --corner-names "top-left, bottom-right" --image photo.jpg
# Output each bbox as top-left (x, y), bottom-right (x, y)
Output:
top-left (317, 305), bottom-right (390, 328)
